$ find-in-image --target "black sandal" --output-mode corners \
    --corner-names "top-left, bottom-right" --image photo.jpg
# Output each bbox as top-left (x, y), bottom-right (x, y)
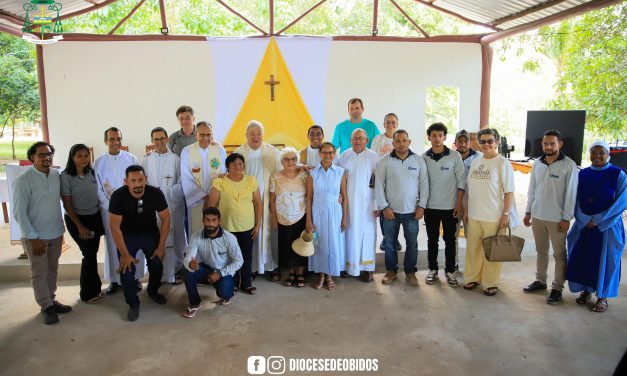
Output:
top-left (295, 275), bottom-right (306, 288)
top-left (591, 298), bottom-right (608, 313)
top-left (270, 269), bottom-right (281, 282)
top-left (283, 273), bottom-right (295, 287)
top-left (576, 291), bottom-right (592, 305)
top-left (243, 286), bottom-right (257, 295)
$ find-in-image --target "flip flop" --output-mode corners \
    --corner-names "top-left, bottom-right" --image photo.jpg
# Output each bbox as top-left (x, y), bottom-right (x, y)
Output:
top-left (215, 298), bottom-right (232, 306)
top-left (182, 306), bottom-right (200, 318)
top-left (86, 291), bottom-right (106, 304)
top-left (484, 287), bottom-right (499, 296)
top-left (463, 282), bottom-right (479, 290)
top-left (591, 298), bottom-right (608, 313)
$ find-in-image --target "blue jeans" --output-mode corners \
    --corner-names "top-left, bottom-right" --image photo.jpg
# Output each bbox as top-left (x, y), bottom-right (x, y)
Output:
top-left (382, 212), bottom-right (419, 273)
top-left (118, 234), bottom-right (162, 308)
top-left (185, 264), bottom-right (235, 306)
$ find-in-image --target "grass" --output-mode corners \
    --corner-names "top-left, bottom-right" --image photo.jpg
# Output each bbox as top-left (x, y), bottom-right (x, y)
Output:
top-left (0, 140), bottom-right (31, 160)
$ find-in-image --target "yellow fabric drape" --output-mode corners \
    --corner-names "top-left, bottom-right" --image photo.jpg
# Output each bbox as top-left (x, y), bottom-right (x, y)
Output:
top-left (223, 37), bottom-right (313, 150)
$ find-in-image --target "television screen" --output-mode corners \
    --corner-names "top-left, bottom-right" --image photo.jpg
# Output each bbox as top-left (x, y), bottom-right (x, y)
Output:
top-left (525, 110), bottom-right (586, 166)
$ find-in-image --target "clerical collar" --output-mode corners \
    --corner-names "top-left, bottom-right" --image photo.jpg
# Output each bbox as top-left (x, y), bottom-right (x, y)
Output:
top-left (203, 227), bottom-right (223, 239)
top-left (309, 145), bottom-right (320, 150)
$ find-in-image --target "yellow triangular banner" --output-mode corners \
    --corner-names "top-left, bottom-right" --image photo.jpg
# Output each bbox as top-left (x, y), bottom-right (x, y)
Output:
top-left (223, 37), bottom-right (314, 150)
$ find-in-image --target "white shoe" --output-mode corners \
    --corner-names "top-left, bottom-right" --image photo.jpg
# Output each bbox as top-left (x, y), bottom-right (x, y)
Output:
top-left (425, 270), bottom-right (438, 285)
top-left (446, 272), bottom-right (459, 287)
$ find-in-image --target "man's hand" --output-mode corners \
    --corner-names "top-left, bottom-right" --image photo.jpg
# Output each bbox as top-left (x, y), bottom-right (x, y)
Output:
top-left (189, 256), bottom-right (199, 271)
top-left (251, 224), bottom-right (260, 239)
top-left (558, 220), bottom-right (570, 233)
top-left (78, 225), bottom-right (92, 240)
top-left (383, 208), bottom-right (395, 220)
top-left (29, 239), bottom-right (46, 256)
top-left (341, 217), bottom-right (347, 232)
top-left (414, 207), bottom-right (425, 220)
top-left (151, 245), bottom-right (165, 262)
top-left (119, 253), bottom-right (137, 274)
top-left (207, 270), bottom-right (221, 284)
top-left (523, 215), bottom-right (532, 227)
top-left (453, 204), bottom-right (463, 219)
top-left (271, 216), bottom-right (278, 230)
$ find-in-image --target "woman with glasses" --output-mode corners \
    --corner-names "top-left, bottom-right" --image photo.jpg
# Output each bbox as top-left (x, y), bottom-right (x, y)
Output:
top-left (269, 147), bottom-right (309, 287)
top-left (306, 142), bottom-right (348, 291)
top-left (208, 153), bottom-right (262, 295)
top-left (463, 128), bottom-right (517, 296)
top-left (61, 144), bottom-right (106, 303)
top-left (566, 141), bottom-right (626, 313)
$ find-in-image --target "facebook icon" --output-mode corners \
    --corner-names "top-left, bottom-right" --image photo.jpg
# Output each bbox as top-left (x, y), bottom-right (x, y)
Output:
top-left (248, 356), bottom-right (266, 374)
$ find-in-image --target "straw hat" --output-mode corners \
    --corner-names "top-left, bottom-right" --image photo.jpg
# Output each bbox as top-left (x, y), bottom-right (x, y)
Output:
top-left (292, 230), bottom-right (315, 257)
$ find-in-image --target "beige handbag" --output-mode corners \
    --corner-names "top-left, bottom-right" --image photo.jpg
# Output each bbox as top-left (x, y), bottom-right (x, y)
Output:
top-left (482, 226), bottom-right (524, 262)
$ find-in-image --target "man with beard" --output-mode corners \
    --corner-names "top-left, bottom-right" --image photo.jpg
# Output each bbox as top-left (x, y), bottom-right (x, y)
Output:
top-left (109, 165), bottom-right (170, 321)
top-left (523, 130), bottom-right (578, 304)
top-left (182, 207), bottom-right (243, 318)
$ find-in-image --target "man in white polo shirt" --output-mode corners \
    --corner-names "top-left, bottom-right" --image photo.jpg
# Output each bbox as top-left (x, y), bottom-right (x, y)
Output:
top-left (523, 129), bottom-right (578, 304)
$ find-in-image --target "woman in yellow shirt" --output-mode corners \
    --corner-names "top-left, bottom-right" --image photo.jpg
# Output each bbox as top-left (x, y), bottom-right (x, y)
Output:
top-left (208, 153), bottom-right (262, 294)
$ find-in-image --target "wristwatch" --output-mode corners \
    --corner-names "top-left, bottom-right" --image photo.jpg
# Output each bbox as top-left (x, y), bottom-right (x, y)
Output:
top-left (502, 212), bottom-right (509, 216)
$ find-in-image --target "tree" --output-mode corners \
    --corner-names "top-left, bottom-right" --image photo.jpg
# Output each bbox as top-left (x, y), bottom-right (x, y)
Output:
top-left (0, 34), bottom-right (40, 158)
top-left (548, 3), bottom-right (626, 139)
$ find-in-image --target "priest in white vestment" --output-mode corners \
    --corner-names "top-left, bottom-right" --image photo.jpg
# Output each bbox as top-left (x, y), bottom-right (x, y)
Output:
top-left (94, 127), bottom-right (144, 294)
top-left (234, 120), bottom-right (282, 278)
top-left (338, 128), bottom-right (379, 282)
top-left (142, 127), bottom-right (187, 284)
top-left (180, 122), bottom-right (226, 235)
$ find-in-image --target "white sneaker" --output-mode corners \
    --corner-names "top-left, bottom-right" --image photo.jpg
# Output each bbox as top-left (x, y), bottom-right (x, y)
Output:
top-left (425, 270), bottom-right (438, 285)
top-left (446, 272), bottom-right (459, 287)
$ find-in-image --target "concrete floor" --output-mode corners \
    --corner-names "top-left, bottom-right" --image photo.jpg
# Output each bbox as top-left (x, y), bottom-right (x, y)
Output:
top-left (0, 255), bottom-right (626, 376)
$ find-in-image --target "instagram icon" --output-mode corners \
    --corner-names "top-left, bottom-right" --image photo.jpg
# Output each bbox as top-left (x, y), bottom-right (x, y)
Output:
top-left (266, 356), bottom-right (286, 374)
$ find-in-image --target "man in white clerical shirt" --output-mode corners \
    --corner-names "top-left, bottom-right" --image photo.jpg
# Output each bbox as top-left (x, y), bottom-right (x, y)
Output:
top-left (338, 128), bottom-right (379, 282)
top-left (142, 127), bottom-right (187, 285)
top-left (234, 120), bottom-right (282, 281)
top-left (180, 121), bottom-right (226, 236)
top-left (299, 125), bottom-right (325, 167)
top-left (95, 127), bottom-right (144, 294)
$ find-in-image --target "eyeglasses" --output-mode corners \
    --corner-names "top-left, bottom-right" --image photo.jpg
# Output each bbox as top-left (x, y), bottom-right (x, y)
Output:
top-left (352, 137), bottom-right (367, 141)
top-left (478, 139), bottom-right (496, 145)
top-left (152, 137), bottom-right (167, 142)
top-left (137, 199), bottom-right (143, 214)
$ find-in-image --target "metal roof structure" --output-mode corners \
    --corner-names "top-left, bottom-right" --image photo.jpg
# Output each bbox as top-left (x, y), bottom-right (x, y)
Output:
top-left (0, 0), bottom-right (622, 44)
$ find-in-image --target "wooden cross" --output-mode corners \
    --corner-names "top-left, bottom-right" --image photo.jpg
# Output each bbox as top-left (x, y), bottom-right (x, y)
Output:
top-left (264, 74), bottom-right (280, 101)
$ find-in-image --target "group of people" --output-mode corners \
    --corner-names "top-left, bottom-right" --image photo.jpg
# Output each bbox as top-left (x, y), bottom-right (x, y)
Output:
top-left (11, 98), bottom-right (625, 324)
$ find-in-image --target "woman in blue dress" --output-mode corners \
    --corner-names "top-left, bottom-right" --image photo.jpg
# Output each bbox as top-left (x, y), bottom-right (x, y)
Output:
top-left (306, 142), bottom-right (348, 291)
top-left (567, 141), bottom-right (626, 313)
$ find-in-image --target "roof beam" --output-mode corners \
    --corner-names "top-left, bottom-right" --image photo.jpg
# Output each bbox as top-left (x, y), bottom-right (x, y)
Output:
top-left (333, 34), bottom-right (484, 43)
top-left (412, 0), bottom-right (501, 32)
top-left (481, 0), bottom-right (623, 44)
top-left (158, 0), bottom-right (168, 33)
top-left (0, 22), bottom-right (25, 37)
top-left (491, 0), bottom-right (569, 27)
top-left (372, 0), bottom-right (379, 36)
top-left (109, 0), bottom-right (147, 35)
top-left (215, 0), bottom-right (268, 35)
top-left (83, 0), bottom-right (99, 5)
top-left (58, 0), bottom-right (120, 21)
top-left (269, 0), bottom-right (274, 35)
top-left (0, 10), bottom-right (24, 26)
top-left (389, 0), bottom-right (429, 38)
top-left (275, 0), bottom-right (328, 36)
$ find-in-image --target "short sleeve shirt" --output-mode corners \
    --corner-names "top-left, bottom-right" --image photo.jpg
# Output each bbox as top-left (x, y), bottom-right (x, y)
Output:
top-left (109, 185), bottom-right (168, 237)
top-left (60, 170), bottom-right (100, 215)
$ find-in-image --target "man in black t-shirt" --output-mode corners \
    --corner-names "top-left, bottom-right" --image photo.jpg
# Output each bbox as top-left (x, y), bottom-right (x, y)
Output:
top-left (109, 165), bottom-right (170, 321)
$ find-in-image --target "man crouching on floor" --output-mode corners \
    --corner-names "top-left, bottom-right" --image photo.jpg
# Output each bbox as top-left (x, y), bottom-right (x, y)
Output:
top-left (182, 207), bottom-right (243, 318)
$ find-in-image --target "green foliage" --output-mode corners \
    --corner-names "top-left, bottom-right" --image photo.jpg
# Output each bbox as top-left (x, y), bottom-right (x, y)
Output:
top-left (494, 3), bottom-right (626, 139)
top-left (0, 33), bottom-right (40, 137)
top-left (425, 86), bottom-right (459, 134)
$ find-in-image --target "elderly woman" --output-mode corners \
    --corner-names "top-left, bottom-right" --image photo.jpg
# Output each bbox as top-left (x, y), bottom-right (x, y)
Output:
top-left (463, 128), bottom-right (517, 296)
top-left (306, 142), bottom-right (348, 291)
top-left (566, 141), bottom-right (626, 313)
top-left (269, 147), bottom-right (309, 288)
top-left (234, 120), bottom-right (282, 282)
top-left (208, 153), bottom-right (262, 295)
top-left (61, 144), bottom-right (105, 303)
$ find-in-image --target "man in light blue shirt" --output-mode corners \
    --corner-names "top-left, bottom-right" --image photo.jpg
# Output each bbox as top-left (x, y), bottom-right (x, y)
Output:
top-left (523, 129), bottom-right (578, 304)
top-left (332, 98), bottom-right (380, 153)
top-left (12, 142), bottom-right (69, 325)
